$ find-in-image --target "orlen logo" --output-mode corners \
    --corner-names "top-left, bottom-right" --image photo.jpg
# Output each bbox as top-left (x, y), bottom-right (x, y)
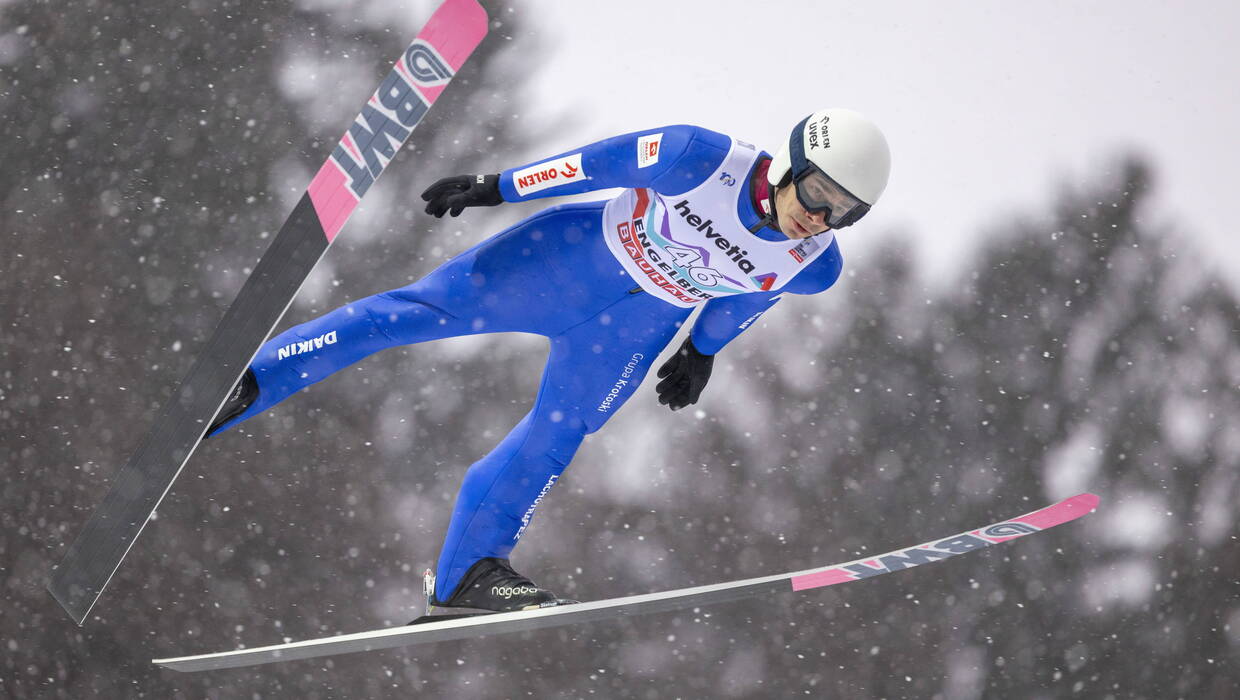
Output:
top-left (512, 153), bottom-right (585, 196)
top-left (637, 133), bottom-right (662, 168)
top-left (329, 39), bottom-right (453, 200)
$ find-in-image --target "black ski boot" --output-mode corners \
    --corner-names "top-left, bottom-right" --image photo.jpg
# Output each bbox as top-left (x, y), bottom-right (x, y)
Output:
top-left (203, 368), bottom-right (258, 438)
top-left (410, 558), bottom-right (577, 624)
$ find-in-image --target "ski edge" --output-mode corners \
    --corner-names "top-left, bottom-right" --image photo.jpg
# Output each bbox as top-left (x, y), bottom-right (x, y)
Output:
top-left (153, 492), bottom-right (1099, 672)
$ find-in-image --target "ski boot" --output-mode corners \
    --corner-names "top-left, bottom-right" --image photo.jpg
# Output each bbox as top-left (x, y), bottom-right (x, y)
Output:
top-left (410, 557), bottom-right (578, 624)
top-left (203, 368), bottom-right (258, 438)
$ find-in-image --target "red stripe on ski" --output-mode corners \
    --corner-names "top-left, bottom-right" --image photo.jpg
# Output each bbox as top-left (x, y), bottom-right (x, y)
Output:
top-left (307, 163), bottom-right (352, 242)
top-left (411, 0), bottom-right (486, 104)
top-left (1012, 492), bottom-right (1099, 529)
top-left (789, 493), bottom-right (1098, 592)
top-left (792, 568), bottom-right (857, 587)
top-left (307, 0), bottom-right (487, 242)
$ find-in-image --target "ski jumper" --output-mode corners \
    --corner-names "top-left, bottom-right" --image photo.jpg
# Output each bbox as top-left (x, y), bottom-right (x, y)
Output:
top-left (209, 125), bottom-right (844, 598)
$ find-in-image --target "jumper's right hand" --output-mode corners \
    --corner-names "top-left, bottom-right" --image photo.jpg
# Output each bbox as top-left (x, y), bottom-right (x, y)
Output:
top-left (421, 174), bottom-right (503, 217)
top-left (655, 337), bottom-right (715, 411)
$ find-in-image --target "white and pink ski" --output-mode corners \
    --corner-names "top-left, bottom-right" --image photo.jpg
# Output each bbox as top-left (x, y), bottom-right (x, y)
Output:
top-left (154, 493), bottom-right (1099, 672)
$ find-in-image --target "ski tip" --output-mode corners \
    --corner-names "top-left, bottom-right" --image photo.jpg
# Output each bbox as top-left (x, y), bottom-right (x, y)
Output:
top-left (418, 0), bottom-right (490, 79)
top-left (439, 0), bottom-right (489, 30)
top-left (1068, 492), bottom-right (1102, 512)
top-left (46, 574), bottom-right (93, 627)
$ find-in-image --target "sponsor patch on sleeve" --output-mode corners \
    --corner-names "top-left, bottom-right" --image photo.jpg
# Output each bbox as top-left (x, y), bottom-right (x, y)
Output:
top-left (511, 152), bottom-right (585, 196)
top-left (637, 133), bottom-right (663, 169)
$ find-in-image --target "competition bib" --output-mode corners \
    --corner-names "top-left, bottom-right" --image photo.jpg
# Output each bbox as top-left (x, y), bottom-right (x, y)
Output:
top-left (602, 139), bottom-right (832, 308)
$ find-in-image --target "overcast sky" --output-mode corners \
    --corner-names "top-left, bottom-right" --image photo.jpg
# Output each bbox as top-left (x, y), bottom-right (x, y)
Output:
top-left (492, 1), bottom-right (1240, 290)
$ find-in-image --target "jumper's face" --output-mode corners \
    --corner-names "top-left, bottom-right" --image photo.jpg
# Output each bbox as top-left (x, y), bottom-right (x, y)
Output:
top-left (774, 184), bottom-right (830, 239)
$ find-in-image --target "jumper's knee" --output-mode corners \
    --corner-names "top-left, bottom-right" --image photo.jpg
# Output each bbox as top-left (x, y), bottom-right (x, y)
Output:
top-left (525, 410), bottom-right (591, 468)
top-left (361, 290), bottom-right (461, 345)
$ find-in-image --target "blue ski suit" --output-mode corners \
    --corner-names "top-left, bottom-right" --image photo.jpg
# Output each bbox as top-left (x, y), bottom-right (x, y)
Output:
top-left (211, 125), bottom-right (844, 599)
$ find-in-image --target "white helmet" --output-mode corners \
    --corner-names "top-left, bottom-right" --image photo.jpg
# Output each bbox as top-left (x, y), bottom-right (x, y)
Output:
top-left (768, 108), bottom-right (891, 227)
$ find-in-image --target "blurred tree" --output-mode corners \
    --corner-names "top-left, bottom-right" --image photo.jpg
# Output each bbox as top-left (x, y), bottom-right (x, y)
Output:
top-left (556, 158), bottom-right (1238, 698)
top-left (1, 0), bottom-right (548, 696)
top-left (2, 0), bottom-right (1236, 695)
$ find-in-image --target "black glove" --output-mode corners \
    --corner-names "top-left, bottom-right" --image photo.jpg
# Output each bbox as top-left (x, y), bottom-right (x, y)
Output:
top-left (656, 337), bottom-right (715, 411)
top-left (421, 174), bottom-right (503, 217)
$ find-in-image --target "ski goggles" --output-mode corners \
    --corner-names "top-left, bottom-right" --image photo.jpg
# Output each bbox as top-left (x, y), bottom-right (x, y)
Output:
top-left (788, 116), bottom-right (871, 229)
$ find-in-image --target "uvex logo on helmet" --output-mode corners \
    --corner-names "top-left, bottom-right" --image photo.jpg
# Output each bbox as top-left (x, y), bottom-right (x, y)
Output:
top-left (767, 108), bottom-right (891, 207)
top-left (806, 114), bottom-right (830, 151)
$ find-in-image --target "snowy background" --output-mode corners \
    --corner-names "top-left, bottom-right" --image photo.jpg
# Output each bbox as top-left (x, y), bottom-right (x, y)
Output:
top-left (3, 0), bottom-right (1238, 697)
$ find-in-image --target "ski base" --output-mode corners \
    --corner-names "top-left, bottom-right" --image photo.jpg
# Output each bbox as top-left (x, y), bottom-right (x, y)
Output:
top-left (408, 612), bottom-right (490, 625)
top-left (154, 493), bottom-right (1098, 672)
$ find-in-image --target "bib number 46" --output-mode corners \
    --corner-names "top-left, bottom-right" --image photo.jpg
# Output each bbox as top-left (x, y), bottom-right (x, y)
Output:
top-left (665, 245), bottom-right (722, 287)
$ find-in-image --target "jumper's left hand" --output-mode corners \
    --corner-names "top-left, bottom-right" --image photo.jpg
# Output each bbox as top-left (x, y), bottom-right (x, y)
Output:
top-left (421, 174), bottom-right (503, 217)
top-left (655, 337), bottom-right (714, 411)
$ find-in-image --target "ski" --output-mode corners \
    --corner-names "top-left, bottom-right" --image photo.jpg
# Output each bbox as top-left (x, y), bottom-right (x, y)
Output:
top-left (153, 493), bottom-right (1099, 672)
top-left (47, 0), bottom-right (489, 626)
